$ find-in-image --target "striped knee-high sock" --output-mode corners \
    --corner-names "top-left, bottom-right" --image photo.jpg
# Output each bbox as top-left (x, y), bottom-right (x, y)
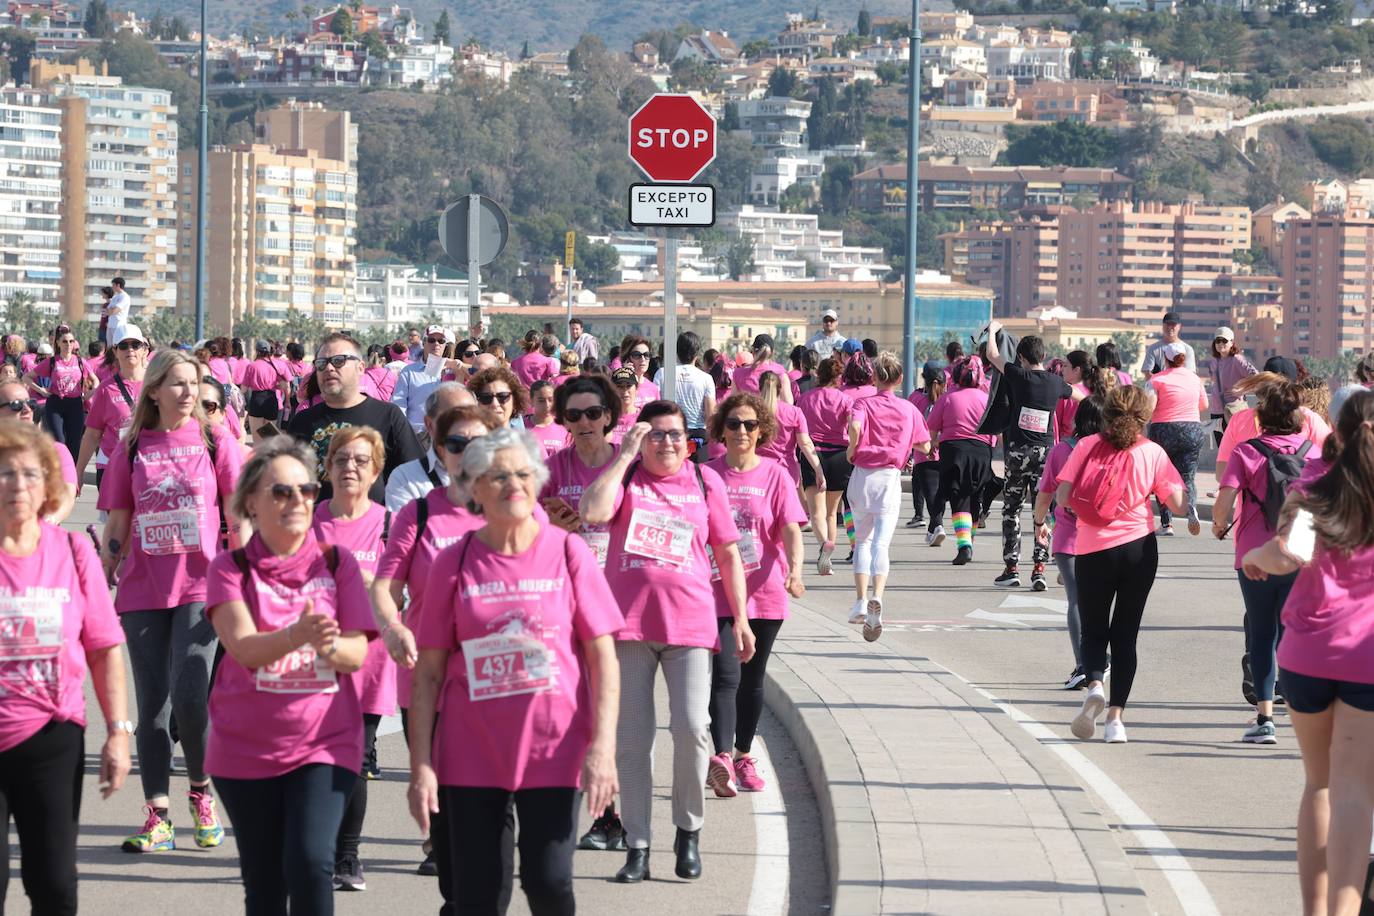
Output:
top-left (953, 512), bottom-right (973, 549)
top-left (843, 508), bottom-right (856, 546)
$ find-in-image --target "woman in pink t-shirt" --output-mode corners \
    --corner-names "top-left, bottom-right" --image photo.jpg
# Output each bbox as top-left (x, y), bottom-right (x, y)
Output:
top-left (362, 345), bottom-right (397, 404)
top-left (409, 427), bottom-right (623, 915)
top-left (1240, 390), bottom-right (1374, 915)
top-left (524, 380), bottom-right (571, 459)
top-left (796, 356), bottom-right (854, 570)
top-left (907, 361), bottom-right (947, 543)
top-left (24, 325), bottom-right (96, 461)
top-left (205, 436), bottom-right (375, 914)
top-left (580, 400), bottom-right (755, 884)
top-left (1056, 386), bottom-right (1186, 745)
top-left (98, 349), bottom-right (248, 853)
top-left (77, 327), bottom-right (148, 495)
top-left (846, 353), bottom-right (930, 641)
top-left (313, 426), bottom-right (390, 891)
top-left (928, 356), bottom-right (994, 565)
top-left (704, 394), bottom-right (808, 798)
top-left (756, 370), bottom-right (822, 496)
top-left (1145, 345), bottom-right (1209, 536)
top-left (470, 366), bottom-right (527, 431)
top-left (620, 335), bottom-right (660, 409)
top-left (1211, 381), bottom-right (1311, 746)
top-left (608, 368), bottom-right (639, 446)
top-left (0, 423), bottom-right (131, 911)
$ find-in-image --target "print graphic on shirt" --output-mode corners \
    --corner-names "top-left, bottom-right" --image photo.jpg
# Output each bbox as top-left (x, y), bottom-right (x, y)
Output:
top-left (308, 421), bottom-right (353, 478)
top-left (710, 498), bottom-right (762, 580)
top-left (0, 590), bottom-right (65, 700)
top-left (135, 455), bottom-right (207, 556)
top-left (460, 610), bottom-right (559, 702)
top-left (252, 575), bottom-right (339, 694)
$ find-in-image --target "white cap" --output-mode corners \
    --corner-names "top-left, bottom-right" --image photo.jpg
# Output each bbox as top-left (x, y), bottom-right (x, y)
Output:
top-left (821, 308), bottom-right (838, 320)
top-left (1162, 341), bottom-right (1188, 361)
top-left (36, 342), bottom-right (52, 356)
top-left (114, 324), bottom-right (146, 346)
top-left (1213, 326), bottom-right (1234, 342)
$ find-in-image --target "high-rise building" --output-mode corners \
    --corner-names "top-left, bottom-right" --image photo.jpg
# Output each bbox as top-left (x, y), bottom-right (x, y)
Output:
top-left (0, 87), bottom-right (63, 315)
top-left (1280, 207), bottom-right (1374, 360)
top-left (255, 99), bottom-right (357, 169)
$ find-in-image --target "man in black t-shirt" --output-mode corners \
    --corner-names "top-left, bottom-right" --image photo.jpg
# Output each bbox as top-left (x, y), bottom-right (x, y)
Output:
top-left (288, 333), bottom-right (422, 504)
top-left (985, 320), bottom-right (1083, 590)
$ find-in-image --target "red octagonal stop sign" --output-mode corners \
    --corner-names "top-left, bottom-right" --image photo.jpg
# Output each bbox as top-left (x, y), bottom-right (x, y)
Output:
top-left (628, 94), bottom-right (717, 183)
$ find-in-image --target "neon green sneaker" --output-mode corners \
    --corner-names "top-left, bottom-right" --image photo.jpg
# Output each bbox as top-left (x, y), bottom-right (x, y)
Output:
top-left (122, 805), bottom-right (175, 853)
top-left (188, 790), bottom-right (224, 848)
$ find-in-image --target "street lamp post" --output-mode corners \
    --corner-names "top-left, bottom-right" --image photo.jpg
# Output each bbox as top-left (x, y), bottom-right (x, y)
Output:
top-left (901, 0), bottom-right (922, 396)
top-left (194, 0), bottom-right (208, 340)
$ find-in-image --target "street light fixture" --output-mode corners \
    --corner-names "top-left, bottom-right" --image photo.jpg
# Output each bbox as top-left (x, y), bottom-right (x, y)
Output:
top-left (901, 0), bottom-right (922, 395)
top-left (194, 0), bottom-right (208, 340)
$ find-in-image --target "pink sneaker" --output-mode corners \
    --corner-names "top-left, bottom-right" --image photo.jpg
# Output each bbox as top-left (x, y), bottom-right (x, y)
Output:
top-left (734, 755), bottom-right (765, 792)
top-left (706, 752), bottom-right (737, 798)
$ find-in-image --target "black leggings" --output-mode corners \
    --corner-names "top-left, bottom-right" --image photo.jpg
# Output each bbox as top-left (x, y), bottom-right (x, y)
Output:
top-left (1076, 534), bottom-right (1160, 709)
top-left (911, 462), bottom-right (944, 530)
top-left (403, 708), bottom-right (455, 915)
top-left (44, 395), bottom-right (84, 459)
top-left (0, 720), bottom-right (83, 916)
top-left (335, 713), bottom-right (382, 861)
top-left (709, 617), bottom-right (785, 755)
top-left (441, 785), bottom-right (579, 916)
top-left (214, 764), bottom-right (356, 916)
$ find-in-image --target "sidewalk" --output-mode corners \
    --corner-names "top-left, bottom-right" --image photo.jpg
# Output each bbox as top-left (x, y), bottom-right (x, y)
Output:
top-left (764, 603), bottom-right (1152, 916)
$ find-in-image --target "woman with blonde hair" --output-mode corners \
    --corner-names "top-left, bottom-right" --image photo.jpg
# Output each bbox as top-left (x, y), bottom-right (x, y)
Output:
top-left (756, 370), bottom-right (822, 506)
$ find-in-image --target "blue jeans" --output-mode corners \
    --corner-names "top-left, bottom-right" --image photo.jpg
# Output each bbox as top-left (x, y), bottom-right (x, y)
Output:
top-left (1238, 570), bottom-right (1296, 703)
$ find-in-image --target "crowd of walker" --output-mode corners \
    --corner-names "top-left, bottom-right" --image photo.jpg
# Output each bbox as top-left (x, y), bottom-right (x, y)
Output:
top-left (0, 302), bottom-right (1373, 916)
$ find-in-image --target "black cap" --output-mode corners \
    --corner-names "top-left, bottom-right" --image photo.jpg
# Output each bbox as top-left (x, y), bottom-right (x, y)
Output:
top-left (922, 360), bottom-right (943, 383)
top-left (1162, 311), bottom-right (1182, 325)
top-left (1263, 356), bottom-right (1298, 381)
top-left (611, 367), bottom-right (637, 386)
top-left (751, 333), bottom-right (774, 352)
top-left (254, 340), bottom-right (270, 354)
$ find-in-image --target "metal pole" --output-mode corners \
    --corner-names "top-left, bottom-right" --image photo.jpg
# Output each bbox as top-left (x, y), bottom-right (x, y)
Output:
top-left (901, 0), bottom-right (922, 396)
top-left (194, 0), bottom-right (208, 340)
top-left (467, 194), bottom-right (481, 336)
top-left (662, 231), bottom-right (678, 402)
top-left (566, 266), bottom-right (574, 329)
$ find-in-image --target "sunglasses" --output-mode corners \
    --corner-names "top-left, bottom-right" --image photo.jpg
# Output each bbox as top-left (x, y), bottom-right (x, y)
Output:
top-left (564, 405), bottom-right (606, 423)
top-left (201, 399), bottom-right (222, 414)
top-left (463, 349), bottom-right (480, 358)
top-left (442, 434), bottom-right (472, 455)
top-left (476, 391), bottom-right (512, 405)
top-left (2, 399), bottom-right (38, 413)
top-left (427, 336), bottom-right (446, 344)
top-left (628, 350), bottom-right (651, 360)
top-left (725, 417), bottom-right (759, 432)
top-left (647, 429), bottom-right (686, 444)
top-left (267, 482), bottom-right (320, 505)
top-left (116, 339), bottom-right (146, 351)
top-left (823, 317), bottom-right (836, 322)
top-left (313, 354), bottom-right (360, 371)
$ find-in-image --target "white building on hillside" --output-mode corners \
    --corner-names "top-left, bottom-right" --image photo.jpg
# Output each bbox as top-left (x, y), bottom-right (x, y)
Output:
top-left (720, 206), bottom-right (891, 281)
top-left (0, 88), bottom-right (62, 314)
top-left (352, 261), bottom-right (474, 331)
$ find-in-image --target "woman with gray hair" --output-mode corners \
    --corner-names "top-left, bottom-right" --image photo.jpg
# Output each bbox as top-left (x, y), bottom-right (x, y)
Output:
top-left (204, 435), bottom-right (375, 914)
top-left (409, 427), bottom-right (622, 915)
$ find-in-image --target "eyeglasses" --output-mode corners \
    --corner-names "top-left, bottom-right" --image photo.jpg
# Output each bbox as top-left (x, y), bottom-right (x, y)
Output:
top-left (116, 339), bottom-right (146, 351)
top-left (442, 434), bottom-right (472, 455)
top-left (475, 391), bottom-right (513, 406)
top-left (2, 399), bottom-right (38, 413)
top-left (647, 429), bottom-right (686, 444)
top-left (313, 354), bottom-right (360, 371)
top-left (628, 350), bottom-right (651, 360)
top-left (463, 349), bottom-right (480, 358)
top-left (267, 482), bottom-right (320, 505)
top-left (426, 336), bottom-right (446, 345)
top-left (201, 400), bottom-right (222, 414)
top-left (564, 405), bottom-right (606, 423)
top-left (725, 417), bottom-right (759, 432)
top-left (481, 469), bottom-right (537, 488)
top-left (0, 467), bottom-right (43, 486)
top-left (331, 453), bottom-right (374, 469)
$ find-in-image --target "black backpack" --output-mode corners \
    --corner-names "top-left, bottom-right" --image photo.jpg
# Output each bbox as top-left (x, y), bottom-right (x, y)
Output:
top-left (1245, 438), bottom-right (1312, 531)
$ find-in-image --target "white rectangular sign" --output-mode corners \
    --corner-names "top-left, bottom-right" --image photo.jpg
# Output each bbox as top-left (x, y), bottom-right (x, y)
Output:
top-left (628, 183), bottom-right (716, 227)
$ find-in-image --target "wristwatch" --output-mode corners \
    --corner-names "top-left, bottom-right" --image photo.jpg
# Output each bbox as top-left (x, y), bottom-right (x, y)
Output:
top-left (108, 720), bottom-right (135, 736)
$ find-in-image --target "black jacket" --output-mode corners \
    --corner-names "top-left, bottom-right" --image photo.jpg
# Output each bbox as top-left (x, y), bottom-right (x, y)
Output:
top-left (976, 328), bottom-right (1019, 437)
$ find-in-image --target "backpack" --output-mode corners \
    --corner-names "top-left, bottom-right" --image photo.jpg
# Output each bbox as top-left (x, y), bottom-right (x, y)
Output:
top-left (223, 380), bottom-right (246, 419)
top-left (1067, 437), bottom-right (1149, 528)
top-left (1244, 438), bottom-right (1312, 532)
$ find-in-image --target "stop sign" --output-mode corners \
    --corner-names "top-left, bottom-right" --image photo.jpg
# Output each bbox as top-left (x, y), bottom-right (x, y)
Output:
top-left (628, 94), bottom-right (717, 183)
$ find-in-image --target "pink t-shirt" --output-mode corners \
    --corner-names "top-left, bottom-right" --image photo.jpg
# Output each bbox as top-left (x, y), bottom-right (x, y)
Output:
top-left (85, 375), bottom-right (142, 468)
top-left (1148, 368), bottom-right (1207, 424)
top-left (524, 417), bottom-right (571, 458)
top-left (207, 358), bottom-right (232, 386)
top-left (0, 525), bottom-right (125, 752)
top-left (842, 383), bottom-right (877, 401)
top-left (1055, 383), bottom-right (1089, 443)
top-left (94, 361), bottom-right (115, 386)
top-left (543, 444), bottom-right (616, 567)
top-left (602, 461), bottom-right (738, 649)
top-left (704, 457), bottom-right (809, 620)
top-left (632, 377), bottom-right (660, 410)
top-left (204, 535), bottom-right (376, 779)
top-left (908, 391), bottom-right (940, 464)
top-left (240, 359), bottom-right (283, 393)
top-left (1056, 434), bottom-right (1183, 554)
top-left (98, 422), bottom-right (242, 612)
top-left (1038, 440), bottom-right (1078, 556)
top-left (850, 392), bottom-right (929, 470)
top-left (363, 366), bottom-right (396, 403)
top-left (609, 413), bottom-right (636, 447)
top-left (511, 352), bottom-right (558, 388)
top-left (1218, 433), bottom-right (1310, 570)
top-left (43, 356), bottom-right (93, 399)
top-left (1218, 406), bottom-right (1329, 464)
top-left (756, 401), bottom-right (807, 484)
top-left (927, 386), bottom-right (994, 447)
top-left (229, 357), bottom-right (248, 387)
top-left (733, 361), bottom-right (791, 398)
top-left (796, 386), bottom-right (854, 447)
top-left (56, 445), bottom-right (76, 487)
top-left (416, 527), bottom-right (624, 789)
top-left (312, 500), bottom-right (394, 716)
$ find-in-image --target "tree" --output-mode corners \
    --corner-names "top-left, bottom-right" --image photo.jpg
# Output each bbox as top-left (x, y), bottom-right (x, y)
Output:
top-left (82, 0), bottom-right (113, 38)
top-left (520, 39), bottom-right (531, 59)
top-left (721, 101), bottom-right (740, 131)
top-left (722, 237), bottom-right (756, 280)
top-left (434, 10), bottom-right (450, 45)
top-left (360, 30), bottom-right (388, 59)
top-left (149, 10), bottom-right (165, 39)
top-left (740, 39), bottom-right (771, 58)
top-left (1, 292), bottom-right (53, 344)
top-left (1111, 330), bottom-right (1143, 369)
top-left (329, 8), bottom-right (354, 39)
top-left (0, 28), bottom-right (37, 85)
top-left (1308, 118), bottom-right (1374, 173)
top-left (767, 65), bottom-right (799, 98)
top-left (1001, 121), bottom-right (1119, 168)
top-left (857, 8), bottom-right (872, 36)
top-left (1240, 75), bottom-right (1270, 104)
top-left (578, 240), bottom-right (621, 286)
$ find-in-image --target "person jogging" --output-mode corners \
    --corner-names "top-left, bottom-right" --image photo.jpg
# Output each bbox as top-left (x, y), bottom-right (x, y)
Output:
top-left (907, 361), bottom-right (947, 544)
top-left (1145, 342), bottom-right (1209, 537)
top-left (796, 357), bottom-right (852, 574)
top-left (927, 356), bottom-right (994, 565)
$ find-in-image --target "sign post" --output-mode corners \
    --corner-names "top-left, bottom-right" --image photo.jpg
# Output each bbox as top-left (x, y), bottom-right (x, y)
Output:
top-left (438, 194), bottom-right (509, 339)
top-left (626, 93), bottom-right (717, 402)
top-left (565, 231), bottom-right (576, 328)
top-left (467, 193), bottom-right (481, 333)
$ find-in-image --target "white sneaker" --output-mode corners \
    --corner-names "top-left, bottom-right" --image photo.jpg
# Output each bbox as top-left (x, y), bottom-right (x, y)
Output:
top-left (1103, 720), bottom-right (1128, 744)
top-left (847, 600), bottom-right (866, 624)
top-left (1071, 686), bottom-right (1106, 740)
top-left (926, 525), bottom-right (946, 547)
top-left (863, 598), bottom-right (883, 642)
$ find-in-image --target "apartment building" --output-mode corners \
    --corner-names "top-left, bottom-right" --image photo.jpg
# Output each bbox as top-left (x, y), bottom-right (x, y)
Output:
top-left (353, 261), bottom-right (472, 332)
top-left (940, 214), bottom-right (1059, 318)
top-left (719, 206), bottom-right (891, 282)
top-left (1280, 208), bottom-right (1374, 360)
top-left (0, 87), bottom-right (62, 315)
top-left (255, 99), bottom-right (357, 168)
top-left (851, 164), bottom-right (1132, 214)
top-left (734, 96), bottom-right (812, 151)
top-left (1252, 199), bottom-right (1309, 269)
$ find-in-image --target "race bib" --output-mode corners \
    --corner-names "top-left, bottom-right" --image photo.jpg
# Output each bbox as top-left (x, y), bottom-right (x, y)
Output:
top-left (1018, 407), bottom-right (1051, 435)
top-left (624, 508), bottom-right (694, 567)
top-left (711, 530), bottom-right (760, 581)
top-left (256, 645), bottom-right (339, 694)
top-left (580, 529), bottom-right (610, 569)
top-left (462, 632), bottom-right (553, 701)
top-left (138, 508), bottom-right (201, 556)
top-left (0, 596), bottom-right (62, 660)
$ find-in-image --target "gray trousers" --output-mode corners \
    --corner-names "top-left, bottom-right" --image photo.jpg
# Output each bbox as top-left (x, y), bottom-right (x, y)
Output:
top-left (614, 640), bottom-right (711, 848)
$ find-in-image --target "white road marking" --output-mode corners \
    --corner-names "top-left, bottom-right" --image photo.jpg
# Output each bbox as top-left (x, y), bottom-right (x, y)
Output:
top-left (966, 608), bottom-right (1064, 626)
top-left (378, 713), bottom-right (403, 738)
top-left (999, 594), bottom-right (1070, 612)
top-left (746, 737), bottom-right (791, 916)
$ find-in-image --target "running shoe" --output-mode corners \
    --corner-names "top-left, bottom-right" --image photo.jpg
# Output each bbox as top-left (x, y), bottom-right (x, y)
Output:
top-left (1158, 525), bottom-right (1175, 537)
top-left (417, 848), bottom-right (438, 876)
top-left (1071, 686), bottom-right (1106, 740)
top-left (994, 565), bottom-right (1021, 588)
top-left (1187, 515), bottom-right (1202, 537)
top-left (817, 542), bottom-right (834, 577)
top-left (334, 854), bottom-right (367, 891)
top-left (952, 545), bottom-right (972, 566)
top-left (1103, 720), bottom-right (1128, 744)
top-left (122, 806), bottom-right (175, 853)
top-left (905, 515), bottom-right (924, 528)
top-left (847, 600), bottom-right (866, 624)
top-left (734, 756), bottom-right (765, 792)
top-left (1062, 667), bottom-right (1086, 690)
top-left (706, 752), bottom-right (738, 798)
top-left (842, 549), bottom-right (854, 564)
top-left (1030, 563), bottom-right (1047, 591)
top-left (1241, 653), bottom-right (1257, 706)
top-left (187, 790), bottom-right (224, 848)
top-left (926, 525), bottom-right (946, 547)
top-left (577, 811), bottom-right (627, 851)
top-left (1241, 719), bottom-right (1277, 744)
top-left (863, 598), bottom-right (883, 642)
